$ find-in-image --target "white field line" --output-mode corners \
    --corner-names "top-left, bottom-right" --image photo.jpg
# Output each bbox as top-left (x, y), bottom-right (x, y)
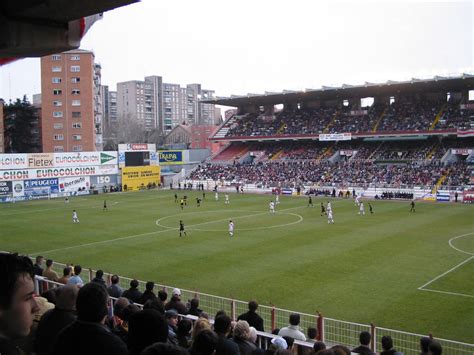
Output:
top-left (0, 194), bottom-right (169, 216)
top-left (417, 232), bottom-right (474, 297)
top-left (418, 256), bottom-right (474, 293)
top-left (31, 205), bottom-right (306, 256)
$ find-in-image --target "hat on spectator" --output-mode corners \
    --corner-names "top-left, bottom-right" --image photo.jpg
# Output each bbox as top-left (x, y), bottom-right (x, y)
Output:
top-left (165, 309), bottom-right (179, 318)
top-left (172, 288), bottom-right (181, 296)
top-left (271, 337), bottom-right (287, 349)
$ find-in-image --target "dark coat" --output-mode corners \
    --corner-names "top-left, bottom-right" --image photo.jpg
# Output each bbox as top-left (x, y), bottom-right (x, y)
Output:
top-left (237, 311), bottom-right (264, 332)
top-left (51, 320), bottom-right (128, 355)
top-left (35, 308), bottom-right (77, 355)
top-left (122, 287), bottom-right (143, 304)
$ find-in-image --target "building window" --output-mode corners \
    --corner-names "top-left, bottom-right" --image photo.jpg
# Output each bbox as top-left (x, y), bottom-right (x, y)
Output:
top-left (72, 111), bottom-right (81, 118)
top-left (72, 145), bottom-right (83, 152)
top-left (71, 77), bottom-right (80, 83)
top-left (72, 122), bottom-right (82, 128)
top-left (72, 135), bottom-right (82, 141)
top-left (54, 134), bottom-right (64, 141)
top-left (54, 146), bottom-right (64, 152)
top-left (53, 123), bottom-right (63, 129)
top-left (72, 100), bottom-right (81, 106)
top-left (53, 111), bottom-right (63, 118)
top-left (53, 89), bottom-right (62, 95)
top-left (70, 55), bottom-right (81, 61)
top-left (70, 66), bottom-right (80, 72)
top-left (52, 77), bottom-right (62, 84)
top-left (52, 55), bottom-right (61, 61)
top-left (52, 66), bottom-right (62, 72)
top-left (71, 89), bottom-right (80, 95)
top-left (53, 101), bottom-right (62, 107)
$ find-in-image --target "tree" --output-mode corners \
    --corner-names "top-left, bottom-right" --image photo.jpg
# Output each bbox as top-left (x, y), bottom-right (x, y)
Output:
top-left (3, 96), bottom-right (41, 153)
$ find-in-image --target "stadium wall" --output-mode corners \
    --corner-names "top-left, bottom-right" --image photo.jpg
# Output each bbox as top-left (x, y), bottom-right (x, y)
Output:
top-left (0, 151), bottom-right (118, 202)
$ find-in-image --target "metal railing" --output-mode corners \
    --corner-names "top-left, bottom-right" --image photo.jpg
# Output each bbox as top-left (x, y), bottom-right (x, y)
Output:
top-left (40, 260), bottom-right (474, 355)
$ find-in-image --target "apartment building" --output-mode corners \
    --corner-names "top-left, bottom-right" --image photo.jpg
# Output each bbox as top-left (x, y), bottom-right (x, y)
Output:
top-left (40, 49), bottom-right (102, 152)
top-left (116, 76), bottom-right (217, 134)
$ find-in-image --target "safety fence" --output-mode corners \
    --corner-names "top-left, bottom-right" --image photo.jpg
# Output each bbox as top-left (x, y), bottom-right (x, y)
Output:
top-left (38, 260), bottom-right (474, 355)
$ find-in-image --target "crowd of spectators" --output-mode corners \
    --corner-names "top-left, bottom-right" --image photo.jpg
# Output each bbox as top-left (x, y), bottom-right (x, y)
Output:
top-left (221, 99), bottom-right (471, 139)
top-left (191, 159), bottom-right (470, 188)
top-left (1, 252), bottom-right (447, 355)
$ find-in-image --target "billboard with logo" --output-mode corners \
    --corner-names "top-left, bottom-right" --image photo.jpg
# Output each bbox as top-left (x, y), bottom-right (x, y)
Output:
top-left (90, 175), bottom-right (118, 189)
top-left (24, 178), bottom-right (59, 197)
top-left (121, 166), bottom-right (160, 191)
top-left (0, 181), bottom-right (12, 196)
top-left (0, 152), bottom-right (118, 169)
top-left (59, 176), bottom-right (91, 192)
top-left (159, 151), bottom-right (183, 165)
top-left (0, 166), bottom-right (118, 181)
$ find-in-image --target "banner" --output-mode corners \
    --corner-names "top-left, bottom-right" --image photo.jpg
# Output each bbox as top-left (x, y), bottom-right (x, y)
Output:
top-left (0, 181), bottom-right (12, 196)
top-left (159, 151), bottom-right (183, 165)
top-left (451, 148), bottom-right (472, 155)
top-left (118, 143), bottom-right (156, 152)
top-left (0, 165), bottom-right (118, 181)
top-left (90, 175), bottom-right (118, 188)
top-left (0, 154), bottom-right (28, 169)
top-left (319, 133), bottom-right (351, 141)
top-left (460, 104), bottom-right (474, 110)
top-left (0, 151), bottom-right (118, 169)
top-left (24, 179), bottom-right (59, 194)
top-left (59, 176), bottom-right (90, 192)
top-left (340, 150), bottom-right (355, 156)
top-left (350, 110), bottom-right (368, 116)
top-left (122, 166), bottom-right (160, 191)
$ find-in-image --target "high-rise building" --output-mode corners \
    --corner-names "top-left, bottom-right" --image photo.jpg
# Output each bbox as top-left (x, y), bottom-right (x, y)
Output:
top-left (100, 85), bottom-right (118, 144)
top-left (116, 76), bottom-right (216, 134)
top-left (40, 49), bottom-right (102, 152)
top-left (116, 80), bottom-right (155, 131)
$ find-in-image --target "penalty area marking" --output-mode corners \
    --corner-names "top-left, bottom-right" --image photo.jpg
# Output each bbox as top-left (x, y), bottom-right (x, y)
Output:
top-left (155, 209), bottom-right (304, 232)
top-left (418, 232), bottom-right (474, 298)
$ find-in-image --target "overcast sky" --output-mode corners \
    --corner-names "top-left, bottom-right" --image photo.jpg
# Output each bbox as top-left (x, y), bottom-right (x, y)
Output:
top-left (0, 0), bottom-right (472, 103)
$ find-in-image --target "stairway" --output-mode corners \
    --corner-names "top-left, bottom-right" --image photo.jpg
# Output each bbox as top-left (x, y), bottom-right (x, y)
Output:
top-left (372, 108), bottom-right (388, 132)
top-left (429, 103), bottom-right (447, 130)
top-left (431, 169), bottom-right (450, 194)
top-left (323, 111), bottom-right (339, 133)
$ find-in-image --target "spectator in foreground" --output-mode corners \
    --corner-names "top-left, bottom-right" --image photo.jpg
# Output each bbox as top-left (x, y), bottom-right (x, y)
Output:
top-left (420, 336), bottom-right (431, 355)
top-left (51, 282), bottom-right (128, 355)
top-left (278, 313), bottom-right (306, 341)
top-left (380, 335), bottom-right (400, 355)
top-left (351, 331), bottom-right (374, 355)
top-left (232, 320), bottom-right (257, 354)
top-left (306, 327), bottom-right (317, 343)
top-left (57, 267), bottom-right (71, 285)
top-left (237, 300), bottom-right (264, 331)
top-left (187, 298), bottom-right (203, 317)
top-left (214, 314), bottom-right (240, 355)
top-left (67, 265), bottom-right (84, 287)
top-left (127, 309), bottom-right (168, 355)
top-left (428, 340), bottom-right (442, 355)
top-left (141, 342), bottom-right (190, 355)
top-left (122, 279), bottom-right (143, 303)
top-left (35, 285), bottom-right (78, 355)
top-left (43, 259), bottom-right (59, 282)
top-left (91, 269), bottom-right (106, 286)
top-left (165, 288), bottom-right (188, 314)
top-left (0, 253), bottom-right (40, 355)
top-left (140, 281), bottom-right (157, 305)
top-left (313, 341), bottom-right (326, 353)
top-left (190, 329), bottom-right (218, 355)
top-left (107, 274), bottom-right (123, 298)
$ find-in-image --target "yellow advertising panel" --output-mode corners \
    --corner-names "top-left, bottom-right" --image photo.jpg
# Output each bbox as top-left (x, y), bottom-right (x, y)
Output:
top-left (121, 166), bottom-right (160, 191)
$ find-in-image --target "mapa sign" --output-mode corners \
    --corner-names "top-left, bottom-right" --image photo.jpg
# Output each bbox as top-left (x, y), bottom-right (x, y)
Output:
top-left (159, 151), bottom-right (183, 165)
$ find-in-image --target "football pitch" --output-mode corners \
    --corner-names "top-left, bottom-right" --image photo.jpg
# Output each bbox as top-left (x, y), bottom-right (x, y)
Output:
top-left (1, 190), bottom-right (473, 343)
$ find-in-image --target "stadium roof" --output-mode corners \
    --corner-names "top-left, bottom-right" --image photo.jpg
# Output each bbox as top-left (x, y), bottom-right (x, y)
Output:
top-left (202, 74), bottom-right (474, 107)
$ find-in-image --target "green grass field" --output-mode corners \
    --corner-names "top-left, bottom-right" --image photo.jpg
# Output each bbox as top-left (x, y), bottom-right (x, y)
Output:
top-left (1, 190), bottom-right (473, 343)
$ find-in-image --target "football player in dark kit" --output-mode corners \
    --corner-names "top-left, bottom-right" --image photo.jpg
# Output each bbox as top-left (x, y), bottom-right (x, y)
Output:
top-left (179, 220), bottom-right (187, 237)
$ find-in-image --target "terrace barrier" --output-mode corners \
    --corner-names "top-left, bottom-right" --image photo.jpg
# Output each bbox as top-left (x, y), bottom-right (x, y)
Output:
top-left (36, 260), bottom-right (474, 355)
